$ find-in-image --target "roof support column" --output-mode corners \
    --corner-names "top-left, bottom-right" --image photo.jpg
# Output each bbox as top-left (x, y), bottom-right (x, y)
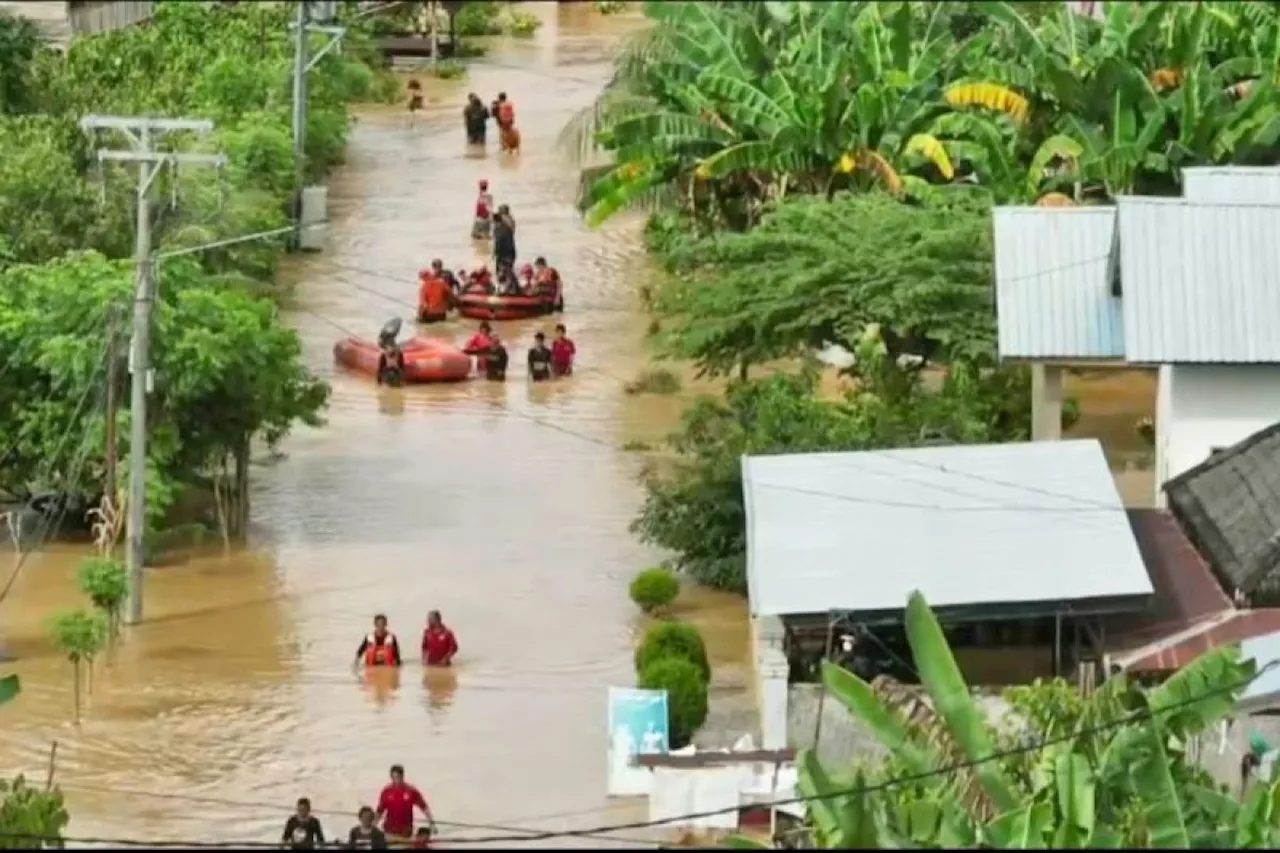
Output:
top-left (1031, 364), bottom-right (1064, 441)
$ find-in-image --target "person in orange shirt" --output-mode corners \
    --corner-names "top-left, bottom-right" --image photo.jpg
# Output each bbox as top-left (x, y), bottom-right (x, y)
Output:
top-left (417, 260), bottom-right (452, 323)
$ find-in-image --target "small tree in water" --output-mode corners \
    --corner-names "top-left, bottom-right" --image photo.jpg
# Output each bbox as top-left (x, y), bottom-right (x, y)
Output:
top-left (48, 609), bottom-right (107, 724)
top-left (76, 557), bottom-right (128, 643)
top-left (0, 676), bottom-right (70, 848)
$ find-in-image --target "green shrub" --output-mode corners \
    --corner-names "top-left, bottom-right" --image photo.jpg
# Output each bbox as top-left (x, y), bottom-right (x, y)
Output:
top-left (455, 1), bottom-right (503, 36)
top-left (624, 367), bottom-right (682, 396)
top-left (635, 621), bottom-right (710, 682)
top-left (1061, 396), bottom-right (1082, 431)
top-left (595, 0), bottom-right (627, 13)
top-left (505, 10), bottom-right (542, 37)
top-left (430, 59), bottom-right (467, 81)
top-left (629, 566), bottom-right (679, 614)
top-left (638, 656), bottom-right (708, 749)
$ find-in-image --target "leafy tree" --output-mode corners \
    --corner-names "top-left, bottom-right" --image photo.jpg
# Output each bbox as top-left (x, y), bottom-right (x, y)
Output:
top-left (633, 342), bottom-right (1030, 594)
top-left (48, 609), bottom-right (108, 724)
top-left (732, 591), bottom-right (1271, 848)
top-left (651, 189), bottom-right (997, 380)
top-left (0, 251), bottom-right (327, 533)
top-left (77, 557), bottom-right (128, 641)
top-left (0, 14), bottom-right (41, 116)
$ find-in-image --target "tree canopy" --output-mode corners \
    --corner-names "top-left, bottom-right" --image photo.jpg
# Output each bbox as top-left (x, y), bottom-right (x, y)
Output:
top-left (565, 1), bottom-right (1280, 225)
top-left (650, 189), bottom-right (997, 379)
top-left (0, 1), bottom-right (395, 534)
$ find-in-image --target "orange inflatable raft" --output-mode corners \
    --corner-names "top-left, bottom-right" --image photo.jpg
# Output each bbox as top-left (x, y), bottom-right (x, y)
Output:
top-left (456, 291), bottom-right (560, 321)
top-left (333, 336), bottom-right (472, 383)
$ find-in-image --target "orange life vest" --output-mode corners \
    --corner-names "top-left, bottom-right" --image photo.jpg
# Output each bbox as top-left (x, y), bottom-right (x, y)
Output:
top-left (497, 102), bottom-right (514, 127)
top-left (364, 633), bottom-right (396, 666)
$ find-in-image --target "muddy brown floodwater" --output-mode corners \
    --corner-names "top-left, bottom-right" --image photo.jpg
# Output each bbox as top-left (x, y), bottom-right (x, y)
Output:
top-left (0, 5), bottom-right (749, 848)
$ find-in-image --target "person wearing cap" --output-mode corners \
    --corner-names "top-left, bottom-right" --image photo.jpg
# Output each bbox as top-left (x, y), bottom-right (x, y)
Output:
top-left (471, 179), bottom-right (494, 240)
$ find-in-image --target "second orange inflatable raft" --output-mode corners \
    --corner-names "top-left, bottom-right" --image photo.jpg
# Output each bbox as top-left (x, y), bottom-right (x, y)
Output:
top-left (333, 336), bottom-right (472, 383)
top-left (456, 291), bottom-right (559, 321)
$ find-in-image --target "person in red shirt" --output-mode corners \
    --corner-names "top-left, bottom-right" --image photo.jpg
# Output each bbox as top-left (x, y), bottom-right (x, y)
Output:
top-left (376, 764), bottom-right (434, 841)
top-left (417, 260), bottom-right (452, 323)
top-left (421, 610), bottom-right (458, 667)
top-left (550, 323), bottom-right (576, 377)
top-left (463, 321), bottom-right (495, 374)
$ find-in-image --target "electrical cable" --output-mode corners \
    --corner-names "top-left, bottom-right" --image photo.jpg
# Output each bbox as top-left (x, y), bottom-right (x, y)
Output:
top-left (2, 661), bottom-right (1269, 848)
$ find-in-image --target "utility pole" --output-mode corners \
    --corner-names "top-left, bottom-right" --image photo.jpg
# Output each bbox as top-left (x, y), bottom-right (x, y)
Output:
top-left (79, 115), bottom-right (226, 626)
top-left (103, 305), bottom-right (121, 508)
top-left (291, 0), bottom-right (310, 249)
top-left (290, 1), bottom-right (346, 250)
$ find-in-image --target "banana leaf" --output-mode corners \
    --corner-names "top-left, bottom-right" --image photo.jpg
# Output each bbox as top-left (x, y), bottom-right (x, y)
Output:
top-left (0, 673), bottom-right (18, 705)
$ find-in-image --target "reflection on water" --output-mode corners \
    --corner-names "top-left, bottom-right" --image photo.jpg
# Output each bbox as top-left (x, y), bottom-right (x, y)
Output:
top-left (0, 3), bottom-right (1161, 847)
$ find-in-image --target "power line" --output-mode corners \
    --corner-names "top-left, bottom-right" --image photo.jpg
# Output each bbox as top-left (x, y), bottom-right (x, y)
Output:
top-left (3, 661), bottom-right (1268, 848)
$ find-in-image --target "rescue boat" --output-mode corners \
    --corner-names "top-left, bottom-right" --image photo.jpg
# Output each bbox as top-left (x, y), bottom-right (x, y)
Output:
top-left (332, 336), bottom-right (472, 383)
top-left (455, 291), bottom-right (560, 321)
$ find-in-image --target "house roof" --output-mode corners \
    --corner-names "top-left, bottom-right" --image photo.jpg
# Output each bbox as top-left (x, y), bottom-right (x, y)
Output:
top-left (1116, 196), bottom-right (1280, 364)
top-left (1116, 609), bottom-right (1280, 674)
top-left (1182, 167), bottom-right (1280, 205)
top-left (741, 440), bottom-right (1153, 619)
top-left (1106, 510), bottom-right (1232, 650)
top-left (1164, 421), bottom-right (1280, 600)
top-left (993, 207), bottom-right (1124, 361)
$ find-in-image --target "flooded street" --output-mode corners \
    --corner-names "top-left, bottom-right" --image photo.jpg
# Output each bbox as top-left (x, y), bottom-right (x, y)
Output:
top-left (0, 6), bottom-right (748, 847)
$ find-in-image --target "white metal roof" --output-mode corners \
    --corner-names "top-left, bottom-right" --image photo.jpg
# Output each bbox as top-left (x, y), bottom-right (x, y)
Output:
top-left (1239, 631), bottom-right (1280, 714)
top-left (1183, 168), bottom-right (1280, 205)
top-left (993, 206), bottom-right (1124, 361)
top-left (1116, 196), bottom-right (1280, 363)
top-left (741, 440), bottom-right (1153, 618)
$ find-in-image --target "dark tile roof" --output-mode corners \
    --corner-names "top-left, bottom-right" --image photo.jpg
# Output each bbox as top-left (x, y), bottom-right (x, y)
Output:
top-left (1163, 421), bottom-right (1280, 602)
top-left (1105, 510), bottom-right (1232, 659)
top-left (1118, 609), bottom-right (1280, 673)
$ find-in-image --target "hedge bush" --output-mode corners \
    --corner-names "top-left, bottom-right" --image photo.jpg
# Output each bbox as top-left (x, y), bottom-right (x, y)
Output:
top-left (629, 566), bottom-right (679, 614)
top-left (634, 620), bottom-right (710, 682)
top-left (638, 656), bottom-right (708, 749)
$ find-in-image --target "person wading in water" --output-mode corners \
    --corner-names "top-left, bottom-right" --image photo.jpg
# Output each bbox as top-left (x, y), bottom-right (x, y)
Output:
top-left (462, 92), bottom-right (489, 145)
top-left (493, 204), bottom-right (516, 278)
top-left (355, 614), bottom-right (402, 668)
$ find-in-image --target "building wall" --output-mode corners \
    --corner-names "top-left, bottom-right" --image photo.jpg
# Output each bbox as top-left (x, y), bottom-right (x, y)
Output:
top-left (0, 0), bottom-right (152, 44)
top-left (1157, 365), bottom-right (1280, 505)
top-left (750, 615), bottom-right (789, 751)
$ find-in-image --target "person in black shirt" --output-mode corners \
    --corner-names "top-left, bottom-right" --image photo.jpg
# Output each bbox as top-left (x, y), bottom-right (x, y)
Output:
top-left (349, 806), bottom-right (389, 849)
top-left (527, 332), bottom-right (552, 382)
top-left (282, 797), bottom-right (325, 850)
top-left (485, 334), bottom-right (509, 381)
top-left (492, 205), bottom-right (516, 273)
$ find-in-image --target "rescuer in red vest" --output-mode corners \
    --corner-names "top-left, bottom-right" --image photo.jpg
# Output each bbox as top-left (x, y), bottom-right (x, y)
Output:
top-left (355, 614), bottom-right (402, 668)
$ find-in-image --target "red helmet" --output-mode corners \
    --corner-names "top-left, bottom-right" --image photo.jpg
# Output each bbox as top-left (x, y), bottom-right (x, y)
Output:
top-left (478, 179), bottom-right (489, 189)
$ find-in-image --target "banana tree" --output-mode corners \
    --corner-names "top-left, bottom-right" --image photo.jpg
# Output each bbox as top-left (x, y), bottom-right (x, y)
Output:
top-left (731, 591), bottom-right (1270, 849)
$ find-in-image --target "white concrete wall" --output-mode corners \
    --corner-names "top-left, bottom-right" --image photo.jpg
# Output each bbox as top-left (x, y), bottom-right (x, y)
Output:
top-left (750, 615), bottom-right (789, 750)
top-left (1155, 365), bottom-right (1280, 505)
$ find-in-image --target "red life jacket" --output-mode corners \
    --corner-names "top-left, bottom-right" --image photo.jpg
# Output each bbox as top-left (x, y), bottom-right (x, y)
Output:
top-left (475, 193), bottom-right (491, 218)
top-left (364, 633), bottom-right (396, 667)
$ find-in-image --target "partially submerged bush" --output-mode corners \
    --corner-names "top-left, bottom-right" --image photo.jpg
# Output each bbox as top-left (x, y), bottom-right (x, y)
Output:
top-left (624, 367), bottom-right (682, 396)
top-left (629, 566), bottom-right (679, 614)
top-left (638, 656), bottom-right (708, 749)
top-left (635, 620), bottom-right (710, 682)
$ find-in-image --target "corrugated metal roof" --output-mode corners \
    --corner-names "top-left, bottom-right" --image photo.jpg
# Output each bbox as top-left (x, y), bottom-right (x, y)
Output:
top-left (1183, 168), bottom-right (1280, 205)
top-left (993, 207), bottom-right (1124, 360)
top-left (741, 439), bottom-right (1153, 618)
top-left (1116, 196), bottom-right (1280, 363)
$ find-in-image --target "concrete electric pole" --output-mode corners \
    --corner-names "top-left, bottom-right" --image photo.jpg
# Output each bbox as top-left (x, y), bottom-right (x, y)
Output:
top-left (79, 115), bottom-right (226, 626)
top-left (290, 1), bottom-right (346, 249)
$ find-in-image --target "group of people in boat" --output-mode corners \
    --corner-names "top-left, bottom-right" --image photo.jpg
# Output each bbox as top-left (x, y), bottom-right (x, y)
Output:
top-left (462, 91), bottom-right (519, 152)
top-left (460, 321), bottom-right (576, 382)
top-left (284, 764), bottom-right (436, 849)
top-left (417, 254), bottom-right (565, 322)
